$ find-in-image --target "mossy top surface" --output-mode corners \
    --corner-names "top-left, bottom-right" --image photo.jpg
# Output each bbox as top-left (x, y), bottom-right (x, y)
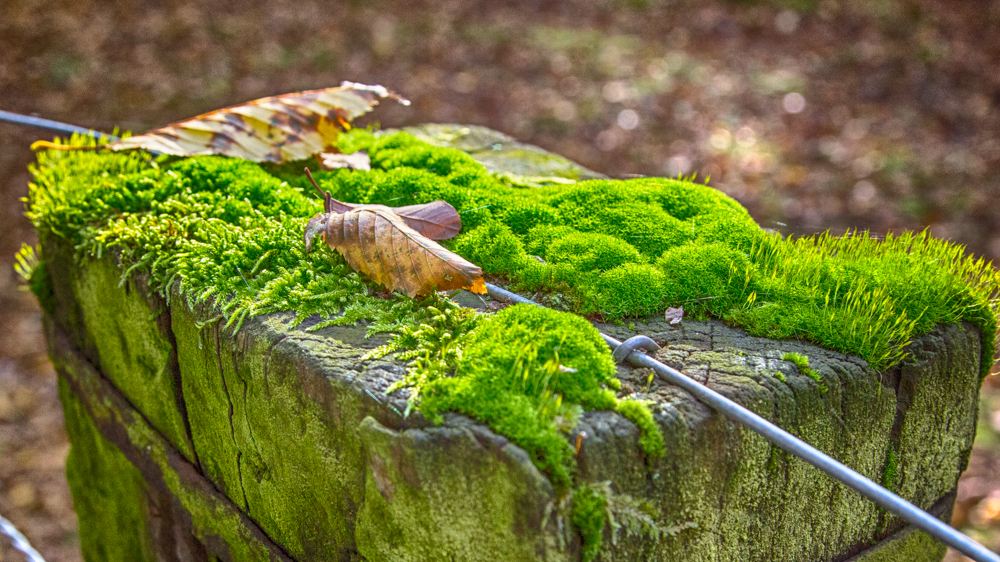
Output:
top-left (25, 128), bottom-right (998, 560)
top-left (25, 127), bottom-right (999, 375)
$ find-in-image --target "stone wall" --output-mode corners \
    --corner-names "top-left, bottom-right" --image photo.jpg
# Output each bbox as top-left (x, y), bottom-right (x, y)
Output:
top-left (41, 125), bottom-right (982, 561)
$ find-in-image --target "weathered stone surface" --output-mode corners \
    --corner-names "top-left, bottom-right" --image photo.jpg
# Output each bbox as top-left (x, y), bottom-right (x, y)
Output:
top-left (170, 293), bottom-right (408, 560)
top-left (399, 124), bottom-right (606, 182)
top-left (586, 317), bottom-right (973, 560)
top-left (888, 323), bottom-right (981, 512)
top-left (355, 415), bottom-right (570, 562)
top-left (47, 319), bottom-right (292, 562)
top-left (846, 526), bottom-right (945, 562)
top-left (44, 235), bottom-right (196, 462)
top-left (42, 125), bottom-right (984, 562)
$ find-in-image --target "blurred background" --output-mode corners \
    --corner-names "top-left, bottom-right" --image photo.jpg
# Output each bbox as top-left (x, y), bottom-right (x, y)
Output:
top-left (1, 0), bottom-right (998, 559)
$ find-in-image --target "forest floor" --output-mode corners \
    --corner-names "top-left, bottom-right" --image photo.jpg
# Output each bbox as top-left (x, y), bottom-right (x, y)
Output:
top-left (1, 0), bottom-right (998, 559)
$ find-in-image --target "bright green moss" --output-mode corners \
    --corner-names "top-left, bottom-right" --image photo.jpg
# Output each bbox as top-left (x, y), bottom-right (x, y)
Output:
top-left (417, 305), bottom-right (622, 487)
top-left (525, 224), bottom-right (576, 257)
top-left (501, 202), bottom-right (561, 236)
top-left (26, 134), bottom-right (434, 336)
top-left (27, 129), bottom-right (1000, 374)
top-left (656, 243), bottom-right (752, 317)
top-left (616, 399), bottom-right (667, 458)
top-left (317, 130), bottom-right (998, 376)
top-left (591, 264), bottom-right (668, 318)
top-left (571, 483), bottom-right (609, 562)
top-left (376, 302), bottom-right (665, 489)
top-left (782, 352), bottom-right (827, 393)
top-left (451, 219), bottom-right (531, 276)
top-left (693, 214), bottom-right (763, 250)
top-left (547, 232), bottom-right (643, 272)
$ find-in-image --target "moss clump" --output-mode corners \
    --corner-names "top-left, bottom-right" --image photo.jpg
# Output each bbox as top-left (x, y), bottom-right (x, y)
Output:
top-left (882, 446), bottom-right (899, 490)
top-left (571, 483), bottom-right (609, 562)
top-left (400, 304), bottom-right (665, 488)
top-left (26, 134), bottom-right (437, 336)
top-left (782, 352), bottom-right (827, 393)
top-left (303, 129), bottom-right (998, 376)
top-left (616, 399), bottom-right (667, 458)
top-left (593, 264), bottom-right (667, 319)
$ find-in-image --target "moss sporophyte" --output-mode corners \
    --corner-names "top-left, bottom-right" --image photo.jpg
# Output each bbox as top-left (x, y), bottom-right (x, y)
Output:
top-left (24, 128), bottom-right (1000, 560)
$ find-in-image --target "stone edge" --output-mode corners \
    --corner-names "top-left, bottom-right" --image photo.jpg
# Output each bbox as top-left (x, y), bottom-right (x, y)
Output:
top-left (45, 315), bottom-right (294, 562)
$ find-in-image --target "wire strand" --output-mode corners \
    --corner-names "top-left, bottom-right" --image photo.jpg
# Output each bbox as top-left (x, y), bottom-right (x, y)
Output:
top-left (0, 512), bottom-right (47, 562)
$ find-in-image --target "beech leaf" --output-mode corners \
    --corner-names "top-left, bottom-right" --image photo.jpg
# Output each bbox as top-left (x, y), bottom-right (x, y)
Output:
top-left (107, 82), bottom-right (409, 162)
top-left (308, 169), bottom-right (461, 240)
top-left (303, 169), bottom-right (483, 297)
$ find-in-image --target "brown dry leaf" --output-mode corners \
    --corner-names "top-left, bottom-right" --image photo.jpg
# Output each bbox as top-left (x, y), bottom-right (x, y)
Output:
top-left (310, 170), bottom-right (461, 240)
top-left (305, 206), bottom-right (485, 297)
top-left (303, 167), bottom-right (479, 296)
top-left (107, 82), bottom-right (409, 162)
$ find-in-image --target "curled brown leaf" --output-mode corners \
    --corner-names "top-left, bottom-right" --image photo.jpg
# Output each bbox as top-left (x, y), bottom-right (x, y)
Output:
top-left (308, 206), bottom-right (485, 297)
top-left (303, 168), bottom-right (482, 297)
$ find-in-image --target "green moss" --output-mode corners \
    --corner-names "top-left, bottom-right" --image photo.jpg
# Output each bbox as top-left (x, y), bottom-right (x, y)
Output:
top-left (414, 305), bottom-right (620, 487)
top-left (656, 243), bottom-right (752, 317)
top-left (26, 134), bottom-right (436, 338)
top-left (306, 129), bottom-right (997, 374)
top-left (451, 219), bottom-right (532, 276)
top-left (782, 352), bottom-right (827, 393)
top-left (501, 202), bottom-right (561, 236)
top-left (571, 483), bottom-right (609, 562)
top-left (59, 378), bottom-right (158, 562)
top-left (547, 232), bottom-right (643, 272)
top-left (882, 446), bottom-right (899, 490)
top-left (14, 243), bottom-right (56, 315)
top-left (616, 399), bottom-right (667, 458)
top-left (30, 131), bottom-right (997, 377)
top-left (373, 303), bottom-right (665, 491)
top-left (323, 130), bottom-right (996, 375)
top-left (592, 264), bottom-right (668, 318)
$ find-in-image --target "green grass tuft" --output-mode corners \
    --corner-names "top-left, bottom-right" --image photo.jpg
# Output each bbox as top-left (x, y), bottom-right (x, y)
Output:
top-left (782, 352), bottom-right (827, 393)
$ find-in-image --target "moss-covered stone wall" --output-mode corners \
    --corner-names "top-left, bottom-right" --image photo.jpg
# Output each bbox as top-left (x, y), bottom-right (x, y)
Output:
top-left (36, 125), bottom-right (984, 561)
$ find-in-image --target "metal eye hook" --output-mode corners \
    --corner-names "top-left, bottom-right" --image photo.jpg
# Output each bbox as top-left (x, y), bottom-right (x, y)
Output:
top-left (611, 335), bottom-right (660, 364)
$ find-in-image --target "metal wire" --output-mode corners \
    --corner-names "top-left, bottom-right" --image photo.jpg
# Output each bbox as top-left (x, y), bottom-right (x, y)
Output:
top-left (0, 512), bottom-right (47, 562)
top-left (0, 109), bottom-right (119, 141)
top-left (1, 110), bottom-right (994, 560)
top-left (484, 282), bottom-right (1000, 562)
